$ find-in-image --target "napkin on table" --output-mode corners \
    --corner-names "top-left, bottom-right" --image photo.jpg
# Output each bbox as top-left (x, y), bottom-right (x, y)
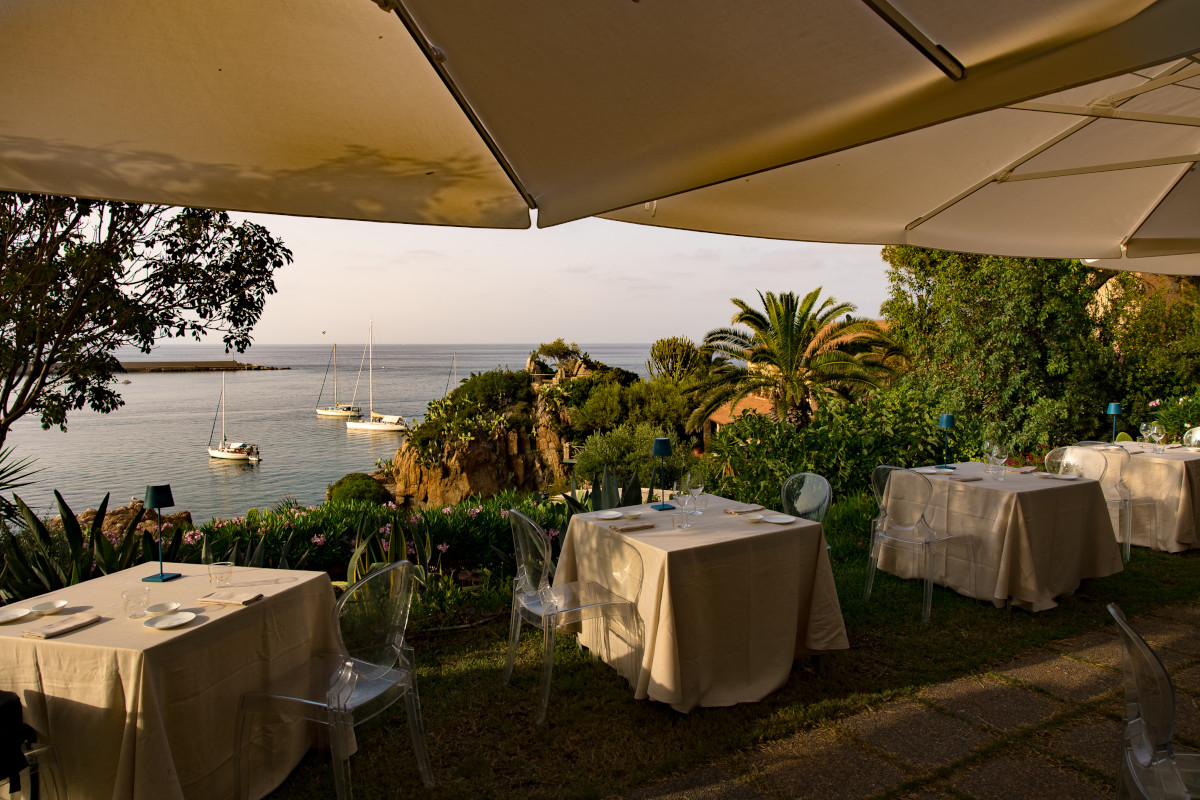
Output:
top-left (1008, 466), bottom-right (1038, 474)
top-left (724, 504), bottom-right (764, 515)
top-left (610, 522), bottom-right (655, 533)
top-left (198, 590), bottom-right (263, 606)
top-left (23, 613), bottom-right (101, 639)
top-left (949, 476), bottom-right (982, 482)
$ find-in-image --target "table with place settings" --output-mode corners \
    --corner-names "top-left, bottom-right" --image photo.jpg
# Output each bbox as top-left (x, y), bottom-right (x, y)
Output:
top-left (555, 495), bottom-right (848, 713)
top-left (1114, 441), bottom-right (1200, 552)
top-left (878, 461), bottom-right (1123, 611)
top-left (0, 561), bottom-right (336, 800)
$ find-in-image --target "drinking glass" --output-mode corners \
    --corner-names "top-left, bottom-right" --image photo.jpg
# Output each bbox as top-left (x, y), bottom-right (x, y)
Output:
top-left (691, 494), bottom-right (708, 516)
top-left (1140, 422), bottom-right (1151, 444)
top-left (122, 586), bottom-right (150, 619)
top-left (1150, 423), bottom-right (1166, 453)
top-left (671, 509), bottom-right (691, 530)
top-left (673, 493), bottom-right (692, 514)
top-left (209, 561), bottom-right (234, 588)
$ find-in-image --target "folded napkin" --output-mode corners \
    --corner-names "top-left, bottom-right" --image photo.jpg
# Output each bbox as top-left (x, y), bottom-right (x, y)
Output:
top-left (23, 613), bottom-right (100, 640)
top-left (1038, 472), bottom-right (1077, 480)
top-left (949, 476), bottom-right (982, 482)
top-left (724, 504), bottom-right (764, 515)
top-left (198, 590), bottom-right (263, 606)
top-left (610, 522), bottom-right (655, 533)
top-left (1166, 443), bottom-right (1182, 449)
top-left (1008, 466), bottom-right (1038, 474)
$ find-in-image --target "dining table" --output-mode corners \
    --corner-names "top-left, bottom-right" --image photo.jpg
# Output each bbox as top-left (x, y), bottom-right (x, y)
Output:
top-left (0, 561), bottom-right (337, 800)
top-left (555, 495), bottom-right (848, 713)
top-left (877, 461), bottom-right (1123, 611)
top-left (1114, 441), bottom-right (1200, 552)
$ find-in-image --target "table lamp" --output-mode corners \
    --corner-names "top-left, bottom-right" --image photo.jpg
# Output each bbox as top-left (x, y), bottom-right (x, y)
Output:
top-left (142, 484), bottom-right (181, 582)
top-left (650, 437), bottom-right (673, 511)
top-left (1108, 402), bottom-right (1121, 443)
top-left (938, 414), bottom-right (955, 466)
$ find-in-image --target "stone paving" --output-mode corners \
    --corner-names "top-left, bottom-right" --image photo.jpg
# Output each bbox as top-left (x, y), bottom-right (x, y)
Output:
top-left (625, 603), bottom-right (1200, 800)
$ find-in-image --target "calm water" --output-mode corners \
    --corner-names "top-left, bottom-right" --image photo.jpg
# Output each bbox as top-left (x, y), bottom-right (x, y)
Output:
top-left (6, 343), bottom-right (650, 523)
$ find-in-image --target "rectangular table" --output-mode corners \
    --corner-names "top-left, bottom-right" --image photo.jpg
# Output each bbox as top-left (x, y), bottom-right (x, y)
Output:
top-left (878, 462), bottom-right (1123, 611)
top-left (0, 562), bottom-right (337, 800)
top-left (555, 496), bottom-right (848, 713)
top-left (1116, 442), bottom-right (1200, 552)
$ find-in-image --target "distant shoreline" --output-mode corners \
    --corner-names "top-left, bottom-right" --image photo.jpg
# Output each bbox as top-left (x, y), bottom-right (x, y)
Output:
top-left (118, 360), bottom-right (288, 373)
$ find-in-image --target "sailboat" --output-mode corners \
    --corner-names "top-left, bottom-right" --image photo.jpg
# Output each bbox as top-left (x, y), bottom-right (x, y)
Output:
top-left (207, 372), bottom-right (261, 461)
top-left (315, 344), bottom-right (361, 417)
top-left (345, 322), bottom-right (408, 433)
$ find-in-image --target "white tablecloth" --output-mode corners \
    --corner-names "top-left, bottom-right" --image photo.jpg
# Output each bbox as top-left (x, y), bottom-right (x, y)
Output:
top-left (556, 496), bottom-right (848, 713)
top-left (0, 562), bottom-right (337, 800)
top-left (1116, 443), bottom-right (1200, 552)
top-left (878, 462), bottom-right (1123, 611)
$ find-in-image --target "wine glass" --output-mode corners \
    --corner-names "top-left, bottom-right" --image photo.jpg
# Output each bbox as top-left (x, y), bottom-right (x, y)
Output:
top-left (1140, 422), bottom-right (1151, 444)
top-left (687, 473), bottom-right (704, 514)
top-left (1150, 422), bottom-right (1166, 453)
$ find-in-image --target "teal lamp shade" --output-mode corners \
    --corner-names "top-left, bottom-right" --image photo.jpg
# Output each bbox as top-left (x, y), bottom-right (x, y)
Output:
top-left (938, 414), bottom-right (956, 430)
top-left (1108, 402), bottom-right (1121, 443)
top-left (650, 438), bottom-right (672, 510)
top-left (1108, 402), bottom-right (1122, 415)
top-left (143, 484), bottom-right (180, 583)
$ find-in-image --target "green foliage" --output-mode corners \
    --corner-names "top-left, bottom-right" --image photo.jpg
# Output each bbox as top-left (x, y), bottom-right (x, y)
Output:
top-left (534, 338), bottom-right (586, 371)
top-left (882, 246), bottom-right (1113, 449)
top-left (0, 192), bottom-right (291, 448)
top-left (702, 384), bottom-right (981, 507)
top-left (575, 422), bottom-right (697, 494)
top-left (1150, 394), bottom-right (1200, 440)
top-left (646, 336), bottom-right (706, 380)
top-left (699, 287), bottom-right (895, 428)
top-left (327, 472), bottom-right (389, 505)
top-left (407, 369), bottom-right (534, 462)
top-left (0, 446), bottom-right (40, 525)
top-left (0, 492), bottom-right (145, 601)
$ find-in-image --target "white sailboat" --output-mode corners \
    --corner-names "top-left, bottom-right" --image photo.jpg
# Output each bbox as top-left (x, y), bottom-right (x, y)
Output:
top-left (315, 343), bottom-right (361, 417)
top-left (207, 372), bottom-right (261, 461)
top-left (345, 322), bottom-right (408, 433)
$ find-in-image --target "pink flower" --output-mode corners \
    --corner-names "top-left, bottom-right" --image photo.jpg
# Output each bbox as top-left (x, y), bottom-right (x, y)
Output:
top-left (1150, 399), bottom-right (1162, 408)
top-left (311, 534), bottom-right (326, 546)
top-left (409, 514), bottom-right (420, 523)
top-left (382, 540), bottom-right (390, 552)
top-left (379, 525), bottom-right (389, 535)
top-left (406, 542), bottom-right (416, 555)
top-left (466, 507), bottom-right (480, 518)
top-left (547, 529), bottom-right (560, 540)
top-left (500, 509), bottom-right (510, 518)
top-left (183, 531), bottom-right (202, 546)
top-left (441, 507), bottom-right (453, 514)
top-left (437, 542), bottom-right (449, 554)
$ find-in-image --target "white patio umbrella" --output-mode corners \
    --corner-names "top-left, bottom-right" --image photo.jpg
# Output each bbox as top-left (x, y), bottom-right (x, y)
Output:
top-left (0, 0), bottom-right (1198, 230)
top-left (603, 53), bottom-right (1200, 267)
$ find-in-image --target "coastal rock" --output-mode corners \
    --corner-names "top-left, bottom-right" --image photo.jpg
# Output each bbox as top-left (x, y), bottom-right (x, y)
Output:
top-left (52, 500), bottom-right (194, 534)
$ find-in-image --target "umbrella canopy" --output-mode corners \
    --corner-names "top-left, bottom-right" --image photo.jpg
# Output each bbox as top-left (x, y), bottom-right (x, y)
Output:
top-left (603, 53), bottom-right (1200, 265)
top-left (1, 0), bottom-right (1198, 229)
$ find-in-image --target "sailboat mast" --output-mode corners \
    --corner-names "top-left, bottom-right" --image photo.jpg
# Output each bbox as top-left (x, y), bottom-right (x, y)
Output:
top-left (221, 372), bottom-right (227, 445)
top-left (332, 344), bottom-right (338, 405)
top-left (368, 323), bottom-right (374, 415)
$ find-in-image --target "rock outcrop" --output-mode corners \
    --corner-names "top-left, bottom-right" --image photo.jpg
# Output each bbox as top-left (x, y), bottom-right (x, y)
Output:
top-left (49, 500), bottom-right (194, 534)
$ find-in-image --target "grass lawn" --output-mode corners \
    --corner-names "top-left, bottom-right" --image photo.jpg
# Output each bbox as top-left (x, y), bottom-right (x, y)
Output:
top-left (268, 492), bottom-right (1200, 798)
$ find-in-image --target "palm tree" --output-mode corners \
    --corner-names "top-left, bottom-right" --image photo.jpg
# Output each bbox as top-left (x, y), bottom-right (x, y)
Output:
top-left (694, 288), bottom-right (895, 427)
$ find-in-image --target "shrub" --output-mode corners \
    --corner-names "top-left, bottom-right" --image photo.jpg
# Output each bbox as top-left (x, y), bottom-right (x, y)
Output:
top-left (327, 473), bottom-right (388, 505)
top-left (575, 422), bottom-right (698, 489)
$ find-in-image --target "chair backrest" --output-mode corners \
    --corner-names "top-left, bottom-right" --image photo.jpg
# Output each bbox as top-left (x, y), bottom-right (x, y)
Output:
top-left (334, 560), bottom-right (415, 676)
top-left (1108, 603), bottom-right (1183, 793)
top-left (871, 466), bottom-right (931, 531)
top-left (509, 509), bottom-right (552, 598)
top-left (1077, 442), bottom-right (1130, 492)
top-left (1044, 446), bottom-right (1107, 480)
top-left (1184, 427), bottom-right (1200, 447)
top-left (781, 472), bottom-right (833, 523)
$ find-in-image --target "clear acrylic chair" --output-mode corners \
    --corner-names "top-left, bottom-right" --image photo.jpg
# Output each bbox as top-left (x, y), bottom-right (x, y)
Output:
top-left (1184, 427), bottom-right (1200, 447)
top-left (502, 509), bottom-right (644, 725)
top-left (1044, 445), bottom-right (1107, 480)
top-left (1108, 603), bottom-right (1200, 799)
top-left (6, 742), bottom-right (66, 800)
top-left (1078, 442), bottom-right (1156, 562)
top-left (781, 472), bottom-right (832, 523)
top-left (234, 561), bottom-right (434, 798)
top-left (863, 465), bottom-right (977, 623)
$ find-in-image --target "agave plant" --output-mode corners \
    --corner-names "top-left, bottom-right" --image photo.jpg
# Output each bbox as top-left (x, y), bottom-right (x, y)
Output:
top-left (560, 465), bottom-right (643, 524)
top-left (0, 491), bottom-right (145, 602)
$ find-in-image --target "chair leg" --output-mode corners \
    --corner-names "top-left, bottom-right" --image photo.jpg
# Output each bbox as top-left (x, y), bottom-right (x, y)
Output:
top-left (921, 544), bottom-right (934, 623)
top-left (233, 697), bottom-right (253, 800)
top-left (501, 587), bottom-right (522, 685)
top-left (536, 616), bottom-right (557, 725)
top-left (404, 685), bottom-right (435, 788)
top-left (863, 530), bottom-right (882, 602)
top-left (328, 716), bottom-right (354, 800)
top-left (24, 744), bottom-right (65, 800)
top-left (1120, 501), bottom-right (1132, 563)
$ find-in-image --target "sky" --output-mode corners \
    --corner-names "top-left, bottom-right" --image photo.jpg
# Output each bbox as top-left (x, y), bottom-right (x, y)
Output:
top-left (238, 212), bottom-right (893, 346)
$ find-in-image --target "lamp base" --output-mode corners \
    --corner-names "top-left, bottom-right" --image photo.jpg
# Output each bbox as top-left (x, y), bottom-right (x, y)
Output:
top-left (143, 572), bottom-right (181, 583)
top-left (650, 503), bottom-right (674, 511)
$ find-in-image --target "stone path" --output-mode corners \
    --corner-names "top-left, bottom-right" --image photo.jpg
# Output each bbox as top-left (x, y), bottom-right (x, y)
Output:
top-left (625, 603), bottom-right (1200, 800)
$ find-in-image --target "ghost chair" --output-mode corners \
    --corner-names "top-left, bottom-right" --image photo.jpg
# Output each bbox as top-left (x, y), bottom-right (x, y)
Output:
top-left (1108, 603), bottom-right (1200, 799)
top-left (863, 466), bottom-right (977, 623)
top-left (1077, 442), bottom-right (1157, 562)
top-left (781, 472), bottom-right (833, 523)
top-left (234, 561), bottom-right (433, 799)
top-left (502, 509), bottom-right (643, 725)
top-left (1184, 427), bottom-right (1200, 447)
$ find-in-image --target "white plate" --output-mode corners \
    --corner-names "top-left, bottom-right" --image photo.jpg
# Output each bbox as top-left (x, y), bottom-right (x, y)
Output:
top-left (0, 607), bottom-right (31, 624)
top-left (143, 611), bottom-right (196, 630)
top-left (31, 600), bottom-right (68, 615)
top-left (742, 513), bottom-right (764, 523)
top-left (623, 511), bottom-right (643, 520)
top-left (762, 514), bottom-right (797, 524)
top-left (914, 467), bottom-right (940, 474)
top-left (146, 602), bottom-right (180, 616)
top-left (594, 510), bottom-right (622, 520)
top-left (1038, 473), bottom-right (1078, 480)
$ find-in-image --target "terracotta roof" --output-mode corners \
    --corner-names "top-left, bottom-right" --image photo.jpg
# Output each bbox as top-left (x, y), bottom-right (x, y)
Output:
top-left (709, 394), bottom-right (774, 425)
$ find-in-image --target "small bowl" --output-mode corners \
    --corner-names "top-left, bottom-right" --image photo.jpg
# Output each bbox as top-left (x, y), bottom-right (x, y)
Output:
top-left (742, 513), bottom-right (764, 523)
top-left (146, 602), bottom-right (181, 617)
top-left (623, 511), bottom-right (643, 520)
top-left (31, 600), bottom-right (68, 615)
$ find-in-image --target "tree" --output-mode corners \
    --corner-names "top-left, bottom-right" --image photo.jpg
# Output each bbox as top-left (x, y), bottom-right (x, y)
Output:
top-left (880, 245), bottom-right (1113, 448)
top-left (646, 336), bottom-right (706, 381)
top-left (0, 193), bottom-right (292, 448)
top-left (697, 288), bottom-right (894, 426)
top-left (534, 338), bottom-right (586, 374)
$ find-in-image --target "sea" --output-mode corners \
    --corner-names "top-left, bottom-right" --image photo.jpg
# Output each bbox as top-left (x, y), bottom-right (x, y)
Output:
top-left (5, 343), bottom-right (651, 524)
